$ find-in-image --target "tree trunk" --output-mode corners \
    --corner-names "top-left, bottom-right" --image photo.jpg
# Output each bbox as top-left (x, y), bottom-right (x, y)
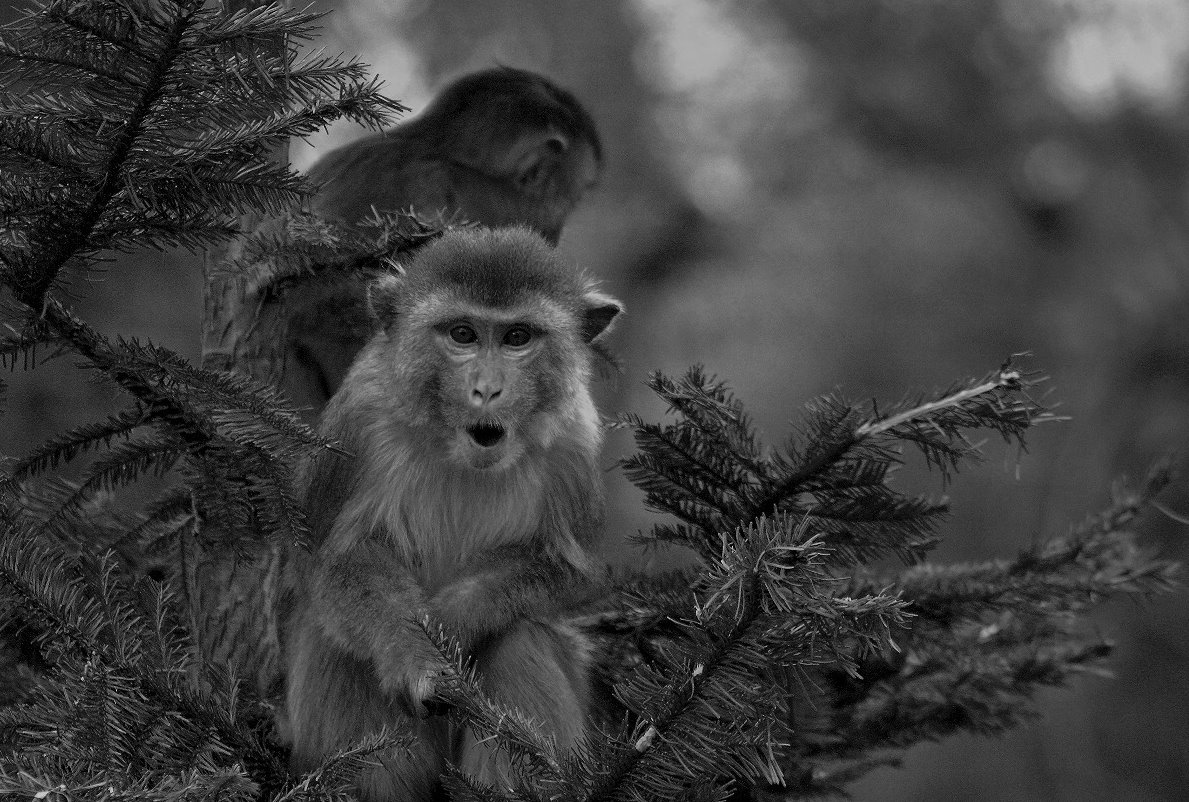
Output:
top-left (195, 1), bottom-right (292, 697)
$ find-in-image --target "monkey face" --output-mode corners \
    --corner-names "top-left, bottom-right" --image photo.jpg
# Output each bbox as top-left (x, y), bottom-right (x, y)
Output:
top-left (432, 315), bottom-right (556, 471)
top-left (364, 228), bottom-right (621, 475)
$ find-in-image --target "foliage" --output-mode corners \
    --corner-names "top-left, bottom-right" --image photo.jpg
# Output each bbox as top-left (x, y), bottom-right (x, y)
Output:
top-left (0, 0), bottom-right (415, 798)
top-left (586, 367), bottom-right (1176, 799)
top-left (0, 1), bottom-right (1180, 801)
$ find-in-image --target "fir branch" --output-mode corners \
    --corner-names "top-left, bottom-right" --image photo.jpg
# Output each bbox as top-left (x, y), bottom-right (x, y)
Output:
top-left (894, 466), bottom-right (1178, 626)
top-left (647, 369), bottom-right (766, 479)
top-left (0, 46), bottom-right (130, 84)
top-left (622, 363), bottom-right (1044, 568)
top-left (36, 300), bottom-right (208, 444)
top-left (221, 209), bottom-right (445, 299)
top-left (0, 761), bottom-right (260, 801)
top-left (33, 301), bottom-right (331, 474)
top-left (236, 446), bottom-right (310, 547)
top-left (41, 6), bottom-right (156, 63)
top-left (2, 404), bottom-right (151, 485)
top-left (782, 465), bottom-right (1180, 792)
top-left (439, 768), bottom-right (521, 802)
top-left (758, 360), bottom-right (1049, 515)
top-left (115, 486), bottom-right (196, 560)
top-left (113, 334), bottom-right (329, 448)
top-left (591, 515), bottom-right (909, 800)
top-left (0, 534), bottom-right (287, 787)
top-left (0, 317), bottom-right (64, 371)
top-left (0, 115), bottom-right (89, 175)
top-left (14, 1), bottom-right (196, 308)
top-left (25, 434), bottom-right (185, 542)
top-left (422, 620), bottom-right (570, 792)
top-left (822, 632), bottom-right (1115, 756)
top-left (276, 730), bottom-right (418, 802)
top-left (1, 0), bottom-right (403, 305)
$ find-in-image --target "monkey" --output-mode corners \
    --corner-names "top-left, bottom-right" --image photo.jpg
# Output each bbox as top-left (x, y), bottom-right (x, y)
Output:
top-left (308, 66), bottom-right (602, 245)
top-left (283, 67), bottom-right (604, 420)
top-left (279, 226), bottom-right (622, 800)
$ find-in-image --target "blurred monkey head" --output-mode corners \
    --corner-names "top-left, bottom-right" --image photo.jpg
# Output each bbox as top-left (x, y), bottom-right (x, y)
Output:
top-left (309, 67), bottom-right (604, 245)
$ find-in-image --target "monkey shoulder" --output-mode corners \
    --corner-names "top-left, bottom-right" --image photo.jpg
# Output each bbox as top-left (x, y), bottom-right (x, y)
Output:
top-left (307, 136), bottom-right (457, 224)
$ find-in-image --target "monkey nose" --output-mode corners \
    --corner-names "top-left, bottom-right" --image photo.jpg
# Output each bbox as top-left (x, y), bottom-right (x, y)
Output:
top-left (470, 384), bottom-right (502, 408)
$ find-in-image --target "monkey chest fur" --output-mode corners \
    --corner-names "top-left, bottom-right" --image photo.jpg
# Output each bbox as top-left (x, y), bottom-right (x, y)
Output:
top-left (344, 451), bottom-right (549, 593)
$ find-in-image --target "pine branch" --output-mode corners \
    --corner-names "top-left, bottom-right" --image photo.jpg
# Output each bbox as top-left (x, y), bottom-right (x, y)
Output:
top-left (774, 465), bottom-right (1180, 793)
top-left (276, 730), bottom-right (419, 802)
top-left (759, 360), bottom-right (1050, 515)
top-left (588, 515), bottom-right (909, 800)
top-left (0, 317), bottom-right (64, 371)
top-left (439, 768), bottom-right (522, 802)
top-left (868, 461), bottom-right (1178, 629)
top-left (1, 405), bottom-right (152, 485)
top-left (0, 533), bottom-right (287, 788)
top-left (20, 303), bottom-right (326, 551)
top-left (221, 209), bottom-right (446, 300)
top-left (422, 620), bottom-right (570, 794)
top-left (23, 434), bottom-right (185, 543)
top-left (1, 0), bottom-right (404, 306)
top-left (622, 361), bottom-right (1047, 569)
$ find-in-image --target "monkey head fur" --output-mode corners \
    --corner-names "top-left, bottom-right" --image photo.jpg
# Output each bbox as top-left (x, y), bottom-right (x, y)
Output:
top-left (360, 226), bottom-right (619, 473)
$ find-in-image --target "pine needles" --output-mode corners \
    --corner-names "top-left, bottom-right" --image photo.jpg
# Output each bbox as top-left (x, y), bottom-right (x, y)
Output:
top-left (0, 1), bottom-right (408, 797)
top-left (586, 365), bottom-right (1177, 799)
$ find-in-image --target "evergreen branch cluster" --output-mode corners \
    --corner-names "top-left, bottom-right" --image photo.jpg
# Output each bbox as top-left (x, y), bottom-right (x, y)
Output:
top-left (226, 208), bottom-right (452, 302)
top-left (0, 0), bottom-right (405, 309)
top-left (0, 1), bottom-right (414, 797)
top-left (0, 523), bottom-right (277, 799)
top-left (0, 497), bottom-right (408, 801)
top-left (0, 299), bottom-right (323, 561)
top-left (585, 365), bottom-right (1177, 799)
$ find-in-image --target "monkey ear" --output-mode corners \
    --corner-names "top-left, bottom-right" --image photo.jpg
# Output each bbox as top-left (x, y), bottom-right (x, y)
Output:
top-left (367, 273), bottom-right (404, 327)
top-left (580, 290), bottom-right (622, 343)
top-left (511, 129), bottom-right (569, 191)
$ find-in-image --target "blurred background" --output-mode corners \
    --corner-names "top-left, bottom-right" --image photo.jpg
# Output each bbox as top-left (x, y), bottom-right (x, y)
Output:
top-left (4, 0), bottom-right (1189, 799)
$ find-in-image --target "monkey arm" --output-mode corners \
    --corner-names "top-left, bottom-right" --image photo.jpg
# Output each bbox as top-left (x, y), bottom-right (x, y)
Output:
top-left (428, 543), bottom-right (599, 649)
top-left (310, 537), bottom-right (449, 712)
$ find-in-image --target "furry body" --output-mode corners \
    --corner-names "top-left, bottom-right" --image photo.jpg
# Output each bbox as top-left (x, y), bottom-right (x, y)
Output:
top-left (308, 66), bottom-right (601, 244)
top-left (281, 228), bottom-right (619, 799)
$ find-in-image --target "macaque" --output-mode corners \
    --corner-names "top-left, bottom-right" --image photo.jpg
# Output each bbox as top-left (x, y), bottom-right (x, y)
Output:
top-left (280, 227), bottom-right (621, 800)
top-left (284, 68), bottom-right (604, 419)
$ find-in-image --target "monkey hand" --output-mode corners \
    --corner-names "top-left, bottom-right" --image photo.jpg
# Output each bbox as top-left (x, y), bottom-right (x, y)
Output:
top-left (379, 651), bottom-right (452, 720)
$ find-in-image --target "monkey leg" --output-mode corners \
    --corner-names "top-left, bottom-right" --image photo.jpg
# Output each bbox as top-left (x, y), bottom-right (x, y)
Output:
top-left (286, 624), bottom-right (447, 802)
top-left (459, 620), bottom-right (590, 789)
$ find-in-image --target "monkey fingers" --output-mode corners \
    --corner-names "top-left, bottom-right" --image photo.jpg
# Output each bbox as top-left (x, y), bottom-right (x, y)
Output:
top-left (380, 649), bottom-right (452, 720)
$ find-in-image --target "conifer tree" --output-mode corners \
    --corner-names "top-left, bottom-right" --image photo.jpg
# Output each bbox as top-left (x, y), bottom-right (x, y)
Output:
top-left (0, 1), bottom-right (1179, 800)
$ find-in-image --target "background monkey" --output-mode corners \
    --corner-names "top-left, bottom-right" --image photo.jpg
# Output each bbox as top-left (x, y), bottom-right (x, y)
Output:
top-left (281, 226), bottom-right (621, 800)
top-left (284, 67), bottom-right (604, 419)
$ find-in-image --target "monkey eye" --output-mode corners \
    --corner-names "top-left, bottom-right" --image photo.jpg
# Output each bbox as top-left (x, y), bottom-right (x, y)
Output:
top-left (449, 325), bottom-right (478, 345)
top-left (503, 327), bottom-right (532, 347)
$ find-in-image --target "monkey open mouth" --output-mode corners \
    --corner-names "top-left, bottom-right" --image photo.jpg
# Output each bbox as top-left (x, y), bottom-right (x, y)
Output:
top-left (466, 421), bottom-right (506, 448)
